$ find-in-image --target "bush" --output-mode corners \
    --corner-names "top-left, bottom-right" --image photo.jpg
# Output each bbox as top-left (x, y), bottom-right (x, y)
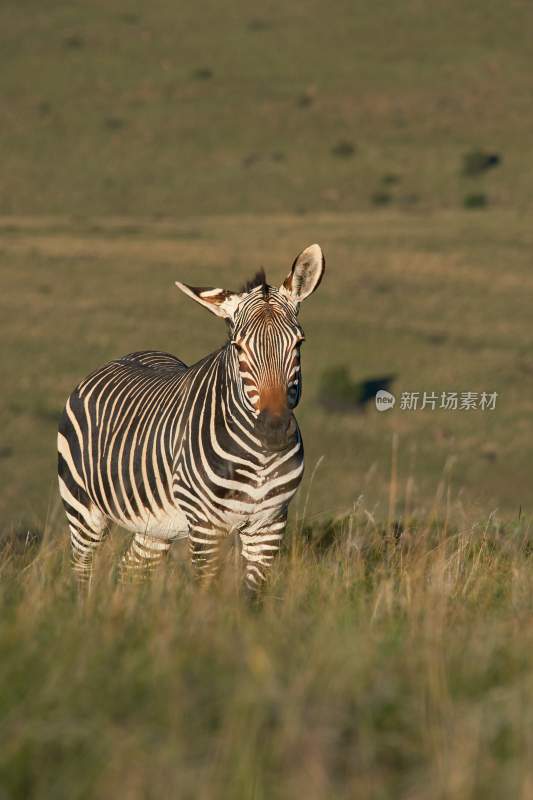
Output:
top-left (318, 366), bottom-right (395, 411)
top-left (462, 149), bottom-right (501, 177)
top-left (371, 191), bottom-right (392, 206)
top-left (463, 192), bottom-right (488, 209)
top-left (331, 140), bottom-right (356, 158)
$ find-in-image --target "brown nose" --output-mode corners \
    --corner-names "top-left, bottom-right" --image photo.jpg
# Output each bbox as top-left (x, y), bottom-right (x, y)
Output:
top-left (256, 408), bottom-right (297, 451)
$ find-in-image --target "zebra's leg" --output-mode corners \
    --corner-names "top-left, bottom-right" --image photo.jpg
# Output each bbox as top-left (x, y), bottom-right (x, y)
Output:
top-left (58, 431), bottom-right (109, 586)
top-left (239, 515), bottom-right (287, 593)
top-left (188, 524), bottom-right (224, 586)
top-left (67, 506), bottom-right (109, 586)
top-left (118, 532), bottom-right (172, 582)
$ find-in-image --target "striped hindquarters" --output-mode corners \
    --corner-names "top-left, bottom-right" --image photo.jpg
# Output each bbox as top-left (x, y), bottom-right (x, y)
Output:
top-left (57, 351), bottom-right (188, 532)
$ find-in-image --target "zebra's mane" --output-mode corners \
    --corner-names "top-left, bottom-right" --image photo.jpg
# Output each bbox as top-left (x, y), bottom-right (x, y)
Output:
top-left (240, 268), bottom-right (268, 296)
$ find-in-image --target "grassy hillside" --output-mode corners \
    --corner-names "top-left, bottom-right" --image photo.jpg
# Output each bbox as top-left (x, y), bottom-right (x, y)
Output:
top-left (0, 509), bottom-right (532, 799)
top-left (1, 210), bottom-right (532, 531)
top-left (1, 1), bottom-right (533, 217)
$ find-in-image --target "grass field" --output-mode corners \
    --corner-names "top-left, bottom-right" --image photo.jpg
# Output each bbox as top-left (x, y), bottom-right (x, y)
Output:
top-left (0, 507), bottom-right (532, 799)
top-left (2, 1), bottom-right (533, 797)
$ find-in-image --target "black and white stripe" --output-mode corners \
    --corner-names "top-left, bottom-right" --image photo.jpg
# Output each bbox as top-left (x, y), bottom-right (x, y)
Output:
top-left (57, 244), bottom-right (325, 590)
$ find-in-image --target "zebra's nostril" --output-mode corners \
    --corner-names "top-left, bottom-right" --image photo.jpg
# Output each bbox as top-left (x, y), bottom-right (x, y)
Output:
top-left (256, 409), bottom-right (297, 450)
top-left (286, 415), bottom-right (297, 437)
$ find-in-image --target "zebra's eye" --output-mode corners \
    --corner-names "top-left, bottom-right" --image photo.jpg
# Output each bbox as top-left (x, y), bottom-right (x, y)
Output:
top-left (231, 340), bottom-right (244, 351)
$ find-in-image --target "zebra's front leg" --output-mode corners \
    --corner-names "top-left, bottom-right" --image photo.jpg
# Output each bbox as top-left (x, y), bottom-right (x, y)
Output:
top-left (239, 515), bottom-right (287, 593)
top-left (188, 524), bottom-right (224, 586)
top-left (119, 532), bottom-right (172, 582)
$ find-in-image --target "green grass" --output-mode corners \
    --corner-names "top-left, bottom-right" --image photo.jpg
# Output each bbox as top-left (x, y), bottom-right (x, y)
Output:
top-left (0, 505), bottom-right (532, 799)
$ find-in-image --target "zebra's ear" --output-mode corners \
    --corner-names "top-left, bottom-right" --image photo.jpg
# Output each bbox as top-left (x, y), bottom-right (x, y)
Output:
top-left (279, 244), bottom-right (325, 307)
top-left (175, 282), bottom-right (243, 319)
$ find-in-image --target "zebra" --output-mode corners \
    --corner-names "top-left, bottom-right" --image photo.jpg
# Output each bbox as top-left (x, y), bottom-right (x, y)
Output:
top-left (57, 243), bottom-right (325, 591)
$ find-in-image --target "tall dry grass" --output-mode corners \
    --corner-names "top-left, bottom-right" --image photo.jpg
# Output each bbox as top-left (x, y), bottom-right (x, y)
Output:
top-left (0, 494), bottom-right (532, 799)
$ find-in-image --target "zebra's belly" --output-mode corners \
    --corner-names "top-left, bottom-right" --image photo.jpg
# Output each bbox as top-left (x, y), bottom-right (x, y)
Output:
top-left (114, 503), bottom-right (190, 540)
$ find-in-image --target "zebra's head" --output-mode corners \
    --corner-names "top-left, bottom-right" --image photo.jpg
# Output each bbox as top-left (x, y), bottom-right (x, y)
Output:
top-left (175, 244), bottom-right (324, 451)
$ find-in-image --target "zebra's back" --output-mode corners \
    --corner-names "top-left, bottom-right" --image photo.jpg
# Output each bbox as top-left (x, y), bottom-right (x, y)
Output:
top-left (116, 350), bottom-right (188, 374)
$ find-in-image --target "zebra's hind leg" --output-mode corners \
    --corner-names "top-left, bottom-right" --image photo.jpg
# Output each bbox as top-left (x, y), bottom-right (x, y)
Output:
top-left (118, 532), bottom-right (172, 583)
top-left (66, 506), bottom-right (109, 588)
top-left (58, 447), bottom-right (109, 587)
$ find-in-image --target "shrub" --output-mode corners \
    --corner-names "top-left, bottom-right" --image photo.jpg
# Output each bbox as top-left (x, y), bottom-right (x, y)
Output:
top-left (462, 149), bottom-right (501, 177)
top-left (463, 193), bottom-right (488, 209)
top-left (331, 140), bottom-right (356, 158)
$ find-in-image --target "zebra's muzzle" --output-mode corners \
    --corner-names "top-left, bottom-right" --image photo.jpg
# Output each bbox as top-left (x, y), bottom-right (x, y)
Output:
top-left (256, 409), bottom-right (297, 452)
